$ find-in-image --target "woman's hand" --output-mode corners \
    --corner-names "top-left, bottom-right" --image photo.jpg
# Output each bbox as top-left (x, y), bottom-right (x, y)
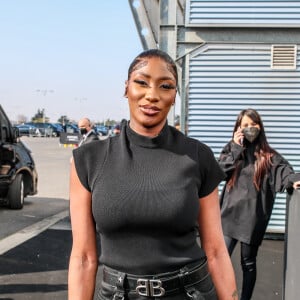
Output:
top-left (293, 181), bottom-right (300, 189)
top-left (233, 127), bottom-right (244, 146)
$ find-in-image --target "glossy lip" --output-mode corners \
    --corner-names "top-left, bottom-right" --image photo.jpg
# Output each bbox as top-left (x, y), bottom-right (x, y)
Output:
top-left (139, 105), bottom-right (161, 116)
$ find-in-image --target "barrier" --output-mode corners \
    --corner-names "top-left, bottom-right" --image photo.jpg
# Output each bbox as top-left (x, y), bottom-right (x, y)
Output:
top-left (284, 189), bottom-right (300, 300)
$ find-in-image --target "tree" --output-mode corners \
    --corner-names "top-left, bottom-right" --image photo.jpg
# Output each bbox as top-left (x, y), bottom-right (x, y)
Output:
top-left (17, 114), bottom-right (28, 124)
top-left (31, 108), bottom-right (49, 123)
top-left (58, 115), bottom-right (70, 125)
top-left (104, 118), bottom-right (119, 127)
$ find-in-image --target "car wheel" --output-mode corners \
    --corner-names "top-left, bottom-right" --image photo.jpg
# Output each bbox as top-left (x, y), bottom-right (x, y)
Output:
top-left (8, 174), bottom-right (24, 209)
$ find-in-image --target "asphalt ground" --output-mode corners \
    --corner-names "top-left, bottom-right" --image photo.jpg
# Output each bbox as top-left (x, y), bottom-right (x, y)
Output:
top-left (0, 137), bottom-right (289, 299)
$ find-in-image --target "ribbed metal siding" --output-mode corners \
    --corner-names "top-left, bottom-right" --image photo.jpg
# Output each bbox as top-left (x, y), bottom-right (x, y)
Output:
top-left (186, 0), bottom-right (300, 27)
top-left (187, 44), bottom-right (300, 233)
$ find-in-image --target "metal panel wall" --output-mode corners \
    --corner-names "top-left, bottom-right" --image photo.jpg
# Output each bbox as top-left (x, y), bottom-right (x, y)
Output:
top-left (187, 43), bottom-right (300, 232)
top-left (186, 0), bottom-right (300, 27)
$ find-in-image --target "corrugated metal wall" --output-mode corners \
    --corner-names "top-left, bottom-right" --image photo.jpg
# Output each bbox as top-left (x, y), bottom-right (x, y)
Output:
top-left (187, 43), bottom-right (300, 232)
top-left (186, 0), bottom-right (300, 27)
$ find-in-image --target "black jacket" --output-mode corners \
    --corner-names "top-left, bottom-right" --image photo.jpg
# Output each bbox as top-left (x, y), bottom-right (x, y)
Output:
top-left (79, 130), bottom-right (99, 146)
top-left (218, 141), bottom-right (300, 245)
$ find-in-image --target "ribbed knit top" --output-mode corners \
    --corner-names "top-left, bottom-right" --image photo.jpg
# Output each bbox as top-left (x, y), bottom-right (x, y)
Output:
top-left (73, 122), bottom-right (225, 274)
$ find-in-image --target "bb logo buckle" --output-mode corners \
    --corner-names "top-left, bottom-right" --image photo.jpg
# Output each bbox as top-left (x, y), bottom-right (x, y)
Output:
top-left (136, 278), bottom-right (165, 297)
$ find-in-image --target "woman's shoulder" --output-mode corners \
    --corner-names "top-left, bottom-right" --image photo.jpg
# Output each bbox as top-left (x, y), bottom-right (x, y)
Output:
top-left (169, 125), bottom-right (202, 146)
top-left (271, 151), bottom-right (289, 165)
top-left (73, 138), bottom-right (109, 159)
top-left (168, 126), bottom-right (215, 157)
top-left (219, 140), bottom-right (236, 152)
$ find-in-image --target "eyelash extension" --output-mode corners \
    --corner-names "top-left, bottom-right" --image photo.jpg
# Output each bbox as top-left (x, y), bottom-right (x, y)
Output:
top-left (161, 84), bottom-right (176, 90)
top-left (133, 80), bottom-right (175, 90)
top-left (133, 79), bottom-right (146, 85)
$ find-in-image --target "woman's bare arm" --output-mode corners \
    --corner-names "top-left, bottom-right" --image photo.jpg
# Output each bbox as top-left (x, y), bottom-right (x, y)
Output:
top-left (68, 160), bottom-right (98, 300)
top-left (198, 188), bottom-right (238, 300)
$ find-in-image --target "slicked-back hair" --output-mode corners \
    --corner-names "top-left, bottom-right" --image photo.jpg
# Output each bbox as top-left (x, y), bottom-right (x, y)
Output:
top-left (127, 49), bottom-right (178, 85)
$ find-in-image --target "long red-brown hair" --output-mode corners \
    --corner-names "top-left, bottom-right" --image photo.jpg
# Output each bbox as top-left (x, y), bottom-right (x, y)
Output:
top-left (227, 108), bottom-right (276, 191)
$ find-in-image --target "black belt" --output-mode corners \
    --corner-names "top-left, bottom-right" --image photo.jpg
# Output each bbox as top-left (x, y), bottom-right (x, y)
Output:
top-left (102, 258), bottom-right (209, 297)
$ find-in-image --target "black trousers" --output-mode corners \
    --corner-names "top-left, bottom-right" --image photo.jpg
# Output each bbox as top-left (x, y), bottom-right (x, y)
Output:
top-left (95, 260), bottom-right (217, 300)
top-left (224, 235), bottom-right (259, 300)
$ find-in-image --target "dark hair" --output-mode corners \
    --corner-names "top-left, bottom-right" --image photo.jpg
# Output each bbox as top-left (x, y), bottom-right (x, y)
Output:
top-left (227, 108), bottom-right (276, 190)
top-left (127, 49), bottom-right (178, 84)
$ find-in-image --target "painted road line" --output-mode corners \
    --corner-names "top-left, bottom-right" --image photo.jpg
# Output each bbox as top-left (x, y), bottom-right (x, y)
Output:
top-left (0, 210), bottom-right (69, 255)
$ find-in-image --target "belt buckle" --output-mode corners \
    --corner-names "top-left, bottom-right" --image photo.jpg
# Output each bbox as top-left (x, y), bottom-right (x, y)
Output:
top-left (136, 278), bottom-right (165, 297)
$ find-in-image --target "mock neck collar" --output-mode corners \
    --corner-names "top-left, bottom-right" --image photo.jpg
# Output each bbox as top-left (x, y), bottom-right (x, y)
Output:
top-left (125, 121), bottom-right (169, 148)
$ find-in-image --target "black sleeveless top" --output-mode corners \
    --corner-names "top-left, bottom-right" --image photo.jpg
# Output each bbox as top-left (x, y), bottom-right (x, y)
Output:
top-left (73, 122), bottom-right (225, 274)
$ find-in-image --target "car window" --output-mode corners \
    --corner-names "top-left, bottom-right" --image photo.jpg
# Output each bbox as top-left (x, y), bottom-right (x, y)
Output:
top-left (0, 107), bottom-right (11, 142)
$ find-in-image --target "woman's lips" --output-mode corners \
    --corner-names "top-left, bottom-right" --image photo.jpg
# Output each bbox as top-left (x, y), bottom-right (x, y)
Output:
top-left (139, 105), bottom-right (160, 116)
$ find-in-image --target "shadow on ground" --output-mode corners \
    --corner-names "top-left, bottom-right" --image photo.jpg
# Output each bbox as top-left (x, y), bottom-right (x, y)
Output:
top-left (0, 226), bottom-right (71, 298)
top-left (0, 229), bottom-right (71, 276)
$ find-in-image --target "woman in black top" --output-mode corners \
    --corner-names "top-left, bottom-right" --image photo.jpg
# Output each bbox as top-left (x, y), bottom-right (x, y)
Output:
top-left (68, 49), bottom-right (238, 299)
top-left (218, 108), bottom-right (300, 300)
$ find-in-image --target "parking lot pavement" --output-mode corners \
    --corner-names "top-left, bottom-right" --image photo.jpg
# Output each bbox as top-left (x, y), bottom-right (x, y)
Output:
top-left (0, 217), bottom-right (71, 300)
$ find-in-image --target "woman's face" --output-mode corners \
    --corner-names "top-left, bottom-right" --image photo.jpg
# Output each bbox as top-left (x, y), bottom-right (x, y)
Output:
top-left (240, 115), bottom-right (260, 130)
top-left (125, 57), bottom-right (177, 136)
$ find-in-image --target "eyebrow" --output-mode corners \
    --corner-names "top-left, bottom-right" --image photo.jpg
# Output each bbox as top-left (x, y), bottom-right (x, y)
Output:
top-left (134, 71), bottom-right (175, 82)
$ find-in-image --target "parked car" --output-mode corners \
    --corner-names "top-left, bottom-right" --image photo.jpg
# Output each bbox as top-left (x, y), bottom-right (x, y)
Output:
top-left (54, 123), bottom-right (64, 132)
top-left (25, 122), bottom-right (63, 137)
top-left (0, 105), bottom-right (38, 209)
top-left (95, 125), bottom-right (109, 136)
top-left (49, 123), bottom-right (64, 137)
top-left (15, 124), bottom-right (41, 137)
top-left (63, 123), bottom-right (79, 134)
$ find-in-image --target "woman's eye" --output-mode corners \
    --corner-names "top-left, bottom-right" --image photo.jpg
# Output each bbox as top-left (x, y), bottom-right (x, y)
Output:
top-left (134, 79), bottom-right (148, 86)
top-left (161, 84), bottom-right (176, 90)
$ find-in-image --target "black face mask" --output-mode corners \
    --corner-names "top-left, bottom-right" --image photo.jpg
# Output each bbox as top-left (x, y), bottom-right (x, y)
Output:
top-left (243, 127), bottom-right (260, 143)
top-left (80, 128), bottom-right (88, 135)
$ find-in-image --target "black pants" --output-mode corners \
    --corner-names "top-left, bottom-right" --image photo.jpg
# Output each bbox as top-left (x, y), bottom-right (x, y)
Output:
top-left (224, 235), bottom-right (259, 300)
top-left (96, 260), bottom-right (217, 300)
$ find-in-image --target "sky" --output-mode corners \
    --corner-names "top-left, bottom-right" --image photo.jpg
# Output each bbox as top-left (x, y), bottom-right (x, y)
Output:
top-left (0, 0), bottom-right (144, 123)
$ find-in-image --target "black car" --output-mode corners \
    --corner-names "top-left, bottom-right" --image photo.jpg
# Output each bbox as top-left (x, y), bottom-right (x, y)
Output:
top-left (0, 105), bottom-right (38, 209)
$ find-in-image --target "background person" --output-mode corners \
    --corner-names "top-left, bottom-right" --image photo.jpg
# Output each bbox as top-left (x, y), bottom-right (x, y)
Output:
top-left (77, 117), bottom-right (99, 146)
top-left (68, 49), bottom-right (238, 300)
top-left (218, 108), bottom-right (300, 300)
top-left (112, 124), bottom-right (121, 136)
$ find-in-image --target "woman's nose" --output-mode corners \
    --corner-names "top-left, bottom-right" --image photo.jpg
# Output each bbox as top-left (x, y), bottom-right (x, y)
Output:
top-left (145, 87), bottom-right (159, 101)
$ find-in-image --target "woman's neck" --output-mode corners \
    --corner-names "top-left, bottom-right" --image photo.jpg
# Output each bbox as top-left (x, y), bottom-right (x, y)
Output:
top-left (128, 121), bottom-right (166, 137)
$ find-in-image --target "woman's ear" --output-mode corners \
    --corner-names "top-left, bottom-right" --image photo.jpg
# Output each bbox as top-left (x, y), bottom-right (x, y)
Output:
top-left (124, 80), bottom-right (128, 97)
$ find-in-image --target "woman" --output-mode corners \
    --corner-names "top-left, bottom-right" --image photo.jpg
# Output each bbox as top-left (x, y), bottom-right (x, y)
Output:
top-left (68, 49), bottom-right (238, 299)
top-left (218, 108), bottom-right (300, 300)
